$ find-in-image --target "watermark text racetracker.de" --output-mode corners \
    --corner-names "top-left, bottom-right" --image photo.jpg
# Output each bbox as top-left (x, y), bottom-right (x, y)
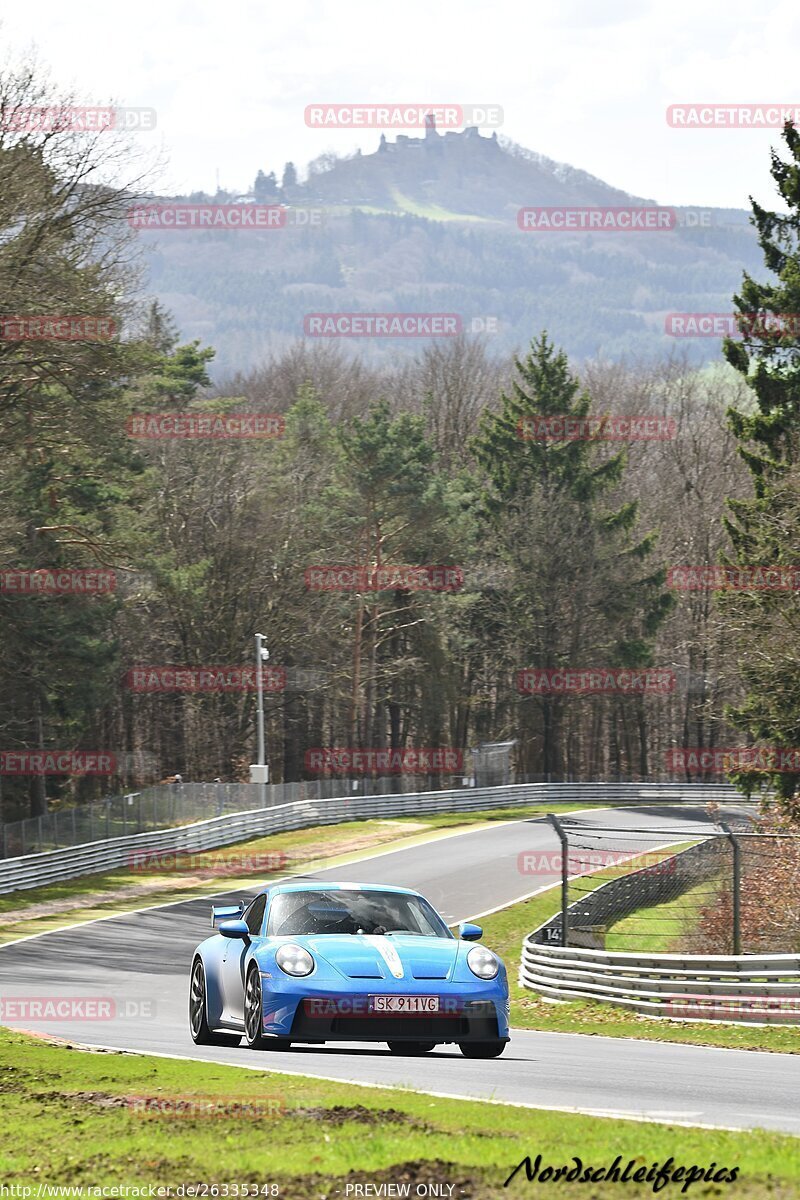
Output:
top-left (0, 315), bottom-right (116, 341)
top-left (0, 569), bottom-right (116, 595)
top-left (0, 996), bottom-right (155, 1021)
top-left (128, 848), bottom-right (288, 876)
top-left (305, 748), bottom-right (463, 774)
top-left (304, 103), bottom-right (503, 129)
top-left (667, 103), bottom-right (800, 128)
top-left (129, 205), bottom-right (284, 230)
top-left (303, 313), bottom-right (488, 337)
top-left (667, 995), bottom-right (800, 1019)
top-left (666, 312), bottom-right (800, 338)
top-left (668, 565), bottom-right (800, 591)
top-left (0, 751), bottom-right (115, 775)
top-left (126, 414), bottom-right (285, 440)
top-left (124, 666), bottom-right (286, 693)
top-left (518, 206), bottom-right (676, 231)
top-left (518, 668), bottom-right (675, 696)
top-left (517, 415), bottom-right (676, 441)
top-left (127, 205), bottom-right (324, 230)
top-left (305, 565), bottom-right (463, 592)
top-left (0, 1187), bottom-right (281, 1197)
top-left (128, 1095), bottom-right (285, 1119)
top-left (1, 105), bottom-right (156, 131)
top-left (665, 746), bottom-right (800, 773)
top-left (303, 996), bottom-right (495, 1017)
top-left (516, 849), bottom-right (675, 881)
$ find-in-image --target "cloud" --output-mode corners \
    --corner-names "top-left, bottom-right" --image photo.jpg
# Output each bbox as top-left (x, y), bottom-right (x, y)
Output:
top-left (1, 0), bottom-right (795, 206)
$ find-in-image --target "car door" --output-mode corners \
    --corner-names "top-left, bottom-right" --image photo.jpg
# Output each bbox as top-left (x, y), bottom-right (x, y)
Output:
top-left (221, 893), bottom-right (266, 1025)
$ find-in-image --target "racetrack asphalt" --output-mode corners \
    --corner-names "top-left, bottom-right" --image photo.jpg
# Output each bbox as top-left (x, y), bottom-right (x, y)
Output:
top-left (2, 802), bottom-right (797, 1135)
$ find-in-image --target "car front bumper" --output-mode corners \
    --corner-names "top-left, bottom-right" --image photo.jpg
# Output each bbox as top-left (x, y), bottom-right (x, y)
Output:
top-left (260, 977), bottom-right (510, 1043)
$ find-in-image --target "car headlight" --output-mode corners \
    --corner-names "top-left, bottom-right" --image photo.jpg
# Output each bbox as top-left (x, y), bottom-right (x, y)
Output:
top-left (467, 945), bottom-right (499, 980)
top-left (275, 944), bottom-right (315, 977)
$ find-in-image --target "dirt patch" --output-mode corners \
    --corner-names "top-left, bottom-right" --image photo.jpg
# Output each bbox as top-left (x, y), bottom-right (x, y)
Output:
top-left (12, 1029), bottom-right (135, 1055)
top-left (291, 1104), bottom-right (433, 1131)
top-left (40, 1090), bottom-right (130, 1109)
top-left (71, 1090), bottom-right (130, 1108)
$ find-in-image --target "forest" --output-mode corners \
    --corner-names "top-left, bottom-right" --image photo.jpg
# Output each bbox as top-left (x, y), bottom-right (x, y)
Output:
top-left (3, 57), bottom-right (800, 822)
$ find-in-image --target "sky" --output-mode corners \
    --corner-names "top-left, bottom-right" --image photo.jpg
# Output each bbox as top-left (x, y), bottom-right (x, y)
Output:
top-left (2, 0), bottom-right (798, 208)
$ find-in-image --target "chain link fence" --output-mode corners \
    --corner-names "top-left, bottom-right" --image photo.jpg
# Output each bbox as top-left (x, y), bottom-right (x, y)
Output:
top-left (0, 774), bottom-right (462, 859)
top-left (528, 814), bottom-right (800, 956)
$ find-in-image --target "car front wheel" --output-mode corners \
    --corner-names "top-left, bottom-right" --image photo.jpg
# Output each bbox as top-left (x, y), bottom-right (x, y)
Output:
top-left (189, 959), bottom-right (241, 1046)
top-left (459, 1040), bottom-right (506, 1058)
top-left (244, 966), bottom-right (291, 1050)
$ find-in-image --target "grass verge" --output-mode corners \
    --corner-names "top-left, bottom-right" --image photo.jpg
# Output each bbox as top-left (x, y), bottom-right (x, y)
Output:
top-left (605, 877), bottom-right (725, 953)
top-left (0, 1028), bottom-right (797, 1196)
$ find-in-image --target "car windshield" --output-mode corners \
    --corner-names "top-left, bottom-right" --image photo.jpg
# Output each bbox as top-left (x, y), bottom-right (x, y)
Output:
top-left (267, 888), bottom-right (452, 938)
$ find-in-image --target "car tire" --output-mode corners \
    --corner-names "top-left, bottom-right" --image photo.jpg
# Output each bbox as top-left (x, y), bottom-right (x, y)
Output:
top-left (244, 965), bottom-right (292, 1050)
top-left (189, 958), bottom-right (242, 1046)
top-left (459, 1040), bottom-right (506, 1058)
top-left (387, 1041), bottom-right (436, 1054)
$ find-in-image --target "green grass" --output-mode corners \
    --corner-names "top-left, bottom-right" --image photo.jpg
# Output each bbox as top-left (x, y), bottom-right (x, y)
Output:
top-left (0, 802), bottom-right (580, 945)
top-left (318, 197), bottom-right (496, 223)
top-left (605, 877), bottom-right (726, 953)
top-left (389, 187), bottom-right (494, 223)
top-left (0, 1028), bottom-right (797, 1196)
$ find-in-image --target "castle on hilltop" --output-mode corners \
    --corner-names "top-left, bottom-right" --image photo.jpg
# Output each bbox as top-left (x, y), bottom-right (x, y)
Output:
top-left (377, 113), bottom-right (499, 154)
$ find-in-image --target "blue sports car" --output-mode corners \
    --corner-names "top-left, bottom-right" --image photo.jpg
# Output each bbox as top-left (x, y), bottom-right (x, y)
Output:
top-left (189, 881), bottom-right (510, 1057)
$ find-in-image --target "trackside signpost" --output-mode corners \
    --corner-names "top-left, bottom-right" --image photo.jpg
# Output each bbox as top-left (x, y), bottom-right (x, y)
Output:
top-left (547, 813), bottom-right (570, 947)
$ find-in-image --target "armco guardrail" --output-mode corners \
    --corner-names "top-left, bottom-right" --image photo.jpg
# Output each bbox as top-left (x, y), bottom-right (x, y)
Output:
top-left (519, 942), bottom-right (800, 1024)
top-left (0, 780), bottom-right (740, 895)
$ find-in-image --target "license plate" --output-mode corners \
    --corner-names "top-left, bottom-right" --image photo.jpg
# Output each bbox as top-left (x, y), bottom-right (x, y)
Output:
top-left (369, 995), bottom-right (440, 1014)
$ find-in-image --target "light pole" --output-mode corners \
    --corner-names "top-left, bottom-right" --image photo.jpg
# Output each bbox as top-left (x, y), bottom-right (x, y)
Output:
top-left (251, 633), bottom-right (270, 797)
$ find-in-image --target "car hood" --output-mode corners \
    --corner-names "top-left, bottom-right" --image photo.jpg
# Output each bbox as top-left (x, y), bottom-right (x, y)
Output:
top-left (302, 934), bottom-right (460, 981)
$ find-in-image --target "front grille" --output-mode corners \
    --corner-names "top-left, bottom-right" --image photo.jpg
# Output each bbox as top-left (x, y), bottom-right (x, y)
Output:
top-left (332, 1016), bottom-right (467, 1038)
top-left (290, 1008), bottom-right (499, 1043)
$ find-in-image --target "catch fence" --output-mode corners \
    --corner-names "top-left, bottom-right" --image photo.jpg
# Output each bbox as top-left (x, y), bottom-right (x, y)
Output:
top-left (531, 815), bottom-right (800, 955)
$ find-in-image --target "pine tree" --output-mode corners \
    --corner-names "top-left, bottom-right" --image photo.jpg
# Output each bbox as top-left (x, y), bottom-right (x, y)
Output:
top-left (472, 333), bottom-right (673, 778)
top-left (254, 170), bottom-right (279, 202)
top-left (721, 122), bottom-right (800, 815)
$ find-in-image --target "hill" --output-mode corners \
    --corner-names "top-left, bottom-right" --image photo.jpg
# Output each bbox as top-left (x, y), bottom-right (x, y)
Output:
top-left (134, 122), bottom-right (762, 378)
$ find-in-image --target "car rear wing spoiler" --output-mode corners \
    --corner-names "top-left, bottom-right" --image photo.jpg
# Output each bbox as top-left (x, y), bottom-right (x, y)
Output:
top-left (211, 902), bottom-right (245, 928)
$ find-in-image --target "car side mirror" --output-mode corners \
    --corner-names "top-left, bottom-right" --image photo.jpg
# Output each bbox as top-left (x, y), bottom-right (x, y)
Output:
top-left (219, 919), bottom-right (250, 940)
top-left (458, 922), bottom-right (483, 941)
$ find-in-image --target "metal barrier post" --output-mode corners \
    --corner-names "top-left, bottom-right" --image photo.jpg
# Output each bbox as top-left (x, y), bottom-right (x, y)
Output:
top-left (721, 823), bottom-right (741, 955)
top-left (548, 813), bottom-right (570, 947)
